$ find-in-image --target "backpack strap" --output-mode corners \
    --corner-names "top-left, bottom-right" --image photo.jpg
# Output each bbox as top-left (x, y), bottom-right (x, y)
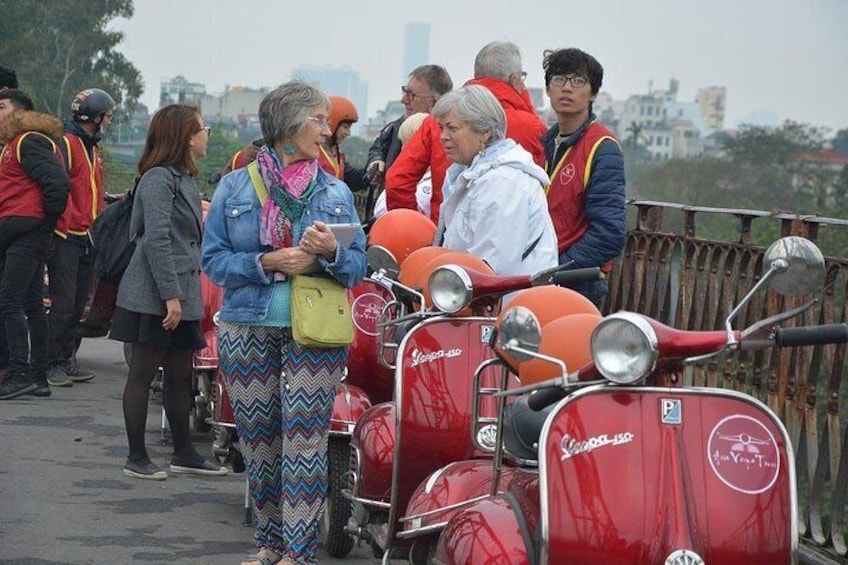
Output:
top-left (247, 161), bottom-right (268, 205)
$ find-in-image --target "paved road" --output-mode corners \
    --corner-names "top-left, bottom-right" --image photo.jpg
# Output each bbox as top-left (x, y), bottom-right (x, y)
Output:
top-left (0, 337), bottom-right (375, 565)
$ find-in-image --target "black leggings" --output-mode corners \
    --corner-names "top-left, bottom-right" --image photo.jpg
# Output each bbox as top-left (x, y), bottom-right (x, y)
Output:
top-left (122, 342), bottom-right (197, 463)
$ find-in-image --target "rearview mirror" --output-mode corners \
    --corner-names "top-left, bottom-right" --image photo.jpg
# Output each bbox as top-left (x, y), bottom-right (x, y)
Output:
top-left (762, 236), bottom-right (825, 296)
top-left (496, 306), bottom-right (542, 362)
top-left (367, 245), bottom-right (400, 279)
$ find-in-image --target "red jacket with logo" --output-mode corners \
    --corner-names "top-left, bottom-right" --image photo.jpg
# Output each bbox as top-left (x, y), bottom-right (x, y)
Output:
top-left (385, 77), bottom-right (547, 225)
top-left (544, 120), bottom-right (625, 272)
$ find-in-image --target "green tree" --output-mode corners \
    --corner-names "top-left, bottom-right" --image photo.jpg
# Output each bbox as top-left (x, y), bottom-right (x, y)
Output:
top-left (342, 136), bottom-right (372, 169)
top-left (197, 126), bottom-right (246, 198)
top-left (0, 0), bottom-right (142, 116)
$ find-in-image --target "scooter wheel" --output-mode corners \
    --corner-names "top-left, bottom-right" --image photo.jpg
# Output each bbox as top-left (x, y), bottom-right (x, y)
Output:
top-left (319, 437), bottom-right (355, 557)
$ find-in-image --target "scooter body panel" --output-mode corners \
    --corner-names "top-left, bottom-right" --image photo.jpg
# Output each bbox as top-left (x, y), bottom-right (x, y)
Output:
top-left (194, 329), bottom-right (219, 370)
top-left (386, 316), bottom-right (498, 541)
top-left (402, 459), bottom-right (516, 536)
top-left (538, 385), bottom-right (796, 564)
top-left (329, 383), bottom-right (372, 435)
top-left (211, 369), bottom-right (236, 428)
top-left (351, 401), bottom-right (396, 502)
top-left (346, 279), bottom-right (395, 404)
top-left (435, 495), bottom-right (533, 565)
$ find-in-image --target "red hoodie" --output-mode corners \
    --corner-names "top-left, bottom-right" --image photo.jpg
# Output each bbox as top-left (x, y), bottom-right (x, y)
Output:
top-left (385, 77), bottom-right (547, 224)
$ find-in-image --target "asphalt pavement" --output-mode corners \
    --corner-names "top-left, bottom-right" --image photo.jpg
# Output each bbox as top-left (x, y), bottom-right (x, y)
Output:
top-left (0, 337), bottom-right (375, 565)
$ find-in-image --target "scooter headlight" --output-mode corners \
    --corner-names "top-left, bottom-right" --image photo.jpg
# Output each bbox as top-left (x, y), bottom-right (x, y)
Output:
top-left (428, 265), bottom-right (473, 314)
top-left (590, 312), bottom-right (658, 384)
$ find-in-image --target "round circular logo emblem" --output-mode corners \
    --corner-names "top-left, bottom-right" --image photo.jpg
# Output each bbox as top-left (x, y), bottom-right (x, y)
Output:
top-left (351, 293), bottom-right (387, 336)
top-left (707, 414), bottom-right (780, 494)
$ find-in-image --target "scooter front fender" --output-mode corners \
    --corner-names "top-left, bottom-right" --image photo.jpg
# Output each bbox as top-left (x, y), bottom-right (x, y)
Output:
top-left (330, 382), bottom-right (371, 435)
top-left (400, 459), bottom-right (516, 538)
top-left (434, 495), bottom-right (533, 565)
top-left (350, 401), bottom-right (396, 503)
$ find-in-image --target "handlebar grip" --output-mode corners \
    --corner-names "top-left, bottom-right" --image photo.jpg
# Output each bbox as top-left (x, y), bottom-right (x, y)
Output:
top-left (528, 386), bottom-right (567, 411)
top-left (551, 267), bottom-right (602, 288)
top-left (775, 324), bottom-right (848, 347)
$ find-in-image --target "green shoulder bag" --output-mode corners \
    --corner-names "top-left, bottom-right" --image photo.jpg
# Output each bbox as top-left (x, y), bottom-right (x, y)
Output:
top-left (290, 275), bottom-right (354, 348)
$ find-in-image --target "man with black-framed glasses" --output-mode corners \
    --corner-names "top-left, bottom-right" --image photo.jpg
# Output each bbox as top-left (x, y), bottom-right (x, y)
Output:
top-left (385, 41), bottom-right (547, 225)
top-left (364, 65), bottom-right (453, 192)
top-left (541, 47), bottom-right (626, 307)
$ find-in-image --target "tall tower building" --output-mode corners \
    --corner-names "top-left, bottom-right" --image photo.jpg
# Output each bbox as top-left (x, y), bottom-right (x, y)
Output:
top-left (403, 22), bottom-right (431, 79)
top-left (695, 87), bottom-right (727, 131)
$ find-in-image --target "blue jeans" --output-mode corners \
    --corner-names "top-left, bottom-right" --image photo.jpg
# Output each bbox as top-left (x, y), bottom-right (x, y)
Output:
top-left (0, 225), bottom-right (51, 377)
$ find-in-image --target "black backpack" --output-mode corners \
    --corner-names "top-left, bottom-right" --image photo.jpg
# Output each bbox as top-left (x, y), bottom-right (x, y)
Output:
top-left (89, 190), bottom-right (138, 284)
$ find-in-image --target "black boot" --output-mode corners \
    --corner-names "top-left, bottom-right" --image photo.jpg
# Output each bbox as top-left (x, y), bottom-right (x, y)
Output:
top-left (0, 370), bottom-right (37, 400)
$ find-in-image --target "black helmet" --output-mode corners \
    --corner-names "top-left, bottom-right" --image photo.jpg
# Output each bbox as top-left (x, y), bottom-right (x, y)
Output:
top-left (70, 88), bottom-right (116, 122)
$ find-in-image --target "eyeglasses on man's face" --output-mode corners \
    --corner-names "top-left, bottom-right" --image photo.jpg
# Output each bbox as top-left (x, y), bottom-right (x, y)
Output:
top-left (401, 85), bottom-right (435, 101)
top-left (549, 75), bottom-right (589, 88)
top-left (306, 116), bottom-right (332, 131)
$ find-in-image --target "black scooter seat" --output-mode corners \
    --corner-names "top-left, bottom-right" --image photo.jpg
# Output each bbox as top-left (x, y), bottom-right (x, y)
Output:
top-left (502, 395), bottom-right (555, 462)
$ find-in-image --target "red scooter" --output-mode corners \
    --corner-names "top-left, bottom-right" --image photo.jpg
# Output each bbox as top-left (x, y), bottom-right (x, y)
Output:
top-left (431, 235), bottom-right (832, 564)
top-left (344, 245), bottom-right (602, 562)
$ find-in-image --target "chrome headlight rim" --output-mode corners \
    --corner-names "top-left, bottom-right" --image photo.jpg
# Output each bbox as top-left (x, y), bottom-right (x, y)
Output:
top-left (590, 312), bottom-right (659, 384)
top-left (428, 265), bottom-right (473, 314)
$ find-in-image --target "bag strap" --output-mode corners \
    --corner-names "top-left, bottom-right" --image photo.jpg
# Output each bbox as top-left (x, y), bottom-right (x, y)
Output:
top-left (521, 233), bottom-right (543, 261)
top-left (247, 161), bottom-right (268, 205)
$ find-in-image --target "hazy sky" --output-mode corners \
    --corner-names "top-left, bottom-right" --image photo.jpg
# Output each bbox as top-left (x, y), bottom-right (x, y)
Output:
top-left (114, 0), bottom-right (847, 131)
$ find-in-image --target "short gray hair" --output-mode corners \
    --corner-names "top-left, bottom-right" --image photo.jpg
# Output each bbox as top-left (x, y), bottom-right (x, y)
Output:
top-left (431, 85), bottom-right (506, 147)
top-left (474, 41), bottom-right (522, 81)
top-left (259, 81), bottom-right (330, 145)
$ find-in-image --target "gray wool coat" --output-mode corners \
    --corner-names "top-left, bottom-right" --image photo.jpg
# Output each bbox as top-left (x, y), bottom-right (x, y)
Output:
top-left (116, 166), bottom-right (204, 320)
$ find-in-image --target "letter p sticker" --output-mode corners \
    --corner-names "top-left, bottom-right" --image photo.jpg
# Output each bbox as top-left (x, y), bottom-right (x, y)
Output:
top-left (661, 398), bottom-right (682, 425)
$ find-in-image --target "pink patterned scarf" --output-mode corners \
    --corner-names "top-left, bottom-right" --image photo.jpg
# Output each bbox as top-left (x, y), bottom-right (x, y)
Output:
top-left (256, 146), bottom-right (318, 249)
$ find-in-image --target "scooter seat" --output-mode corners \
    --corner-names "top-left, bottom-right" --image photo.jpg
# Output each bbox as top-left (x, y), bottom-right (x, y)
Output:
top-left (502, 396), bottom-right (555, 463)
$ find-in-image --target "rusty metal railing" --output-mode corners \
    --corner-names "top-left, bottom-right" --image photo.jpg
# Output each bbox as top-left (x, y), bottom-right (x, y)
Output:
top-left (606, 200), bottom-right (848, 562)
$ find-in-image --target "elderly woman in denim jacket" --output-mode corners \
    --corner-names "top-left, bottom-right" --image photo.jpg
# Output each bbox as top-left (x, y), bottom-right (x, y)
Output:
top-left (202, 81), bottom-right (366, 565)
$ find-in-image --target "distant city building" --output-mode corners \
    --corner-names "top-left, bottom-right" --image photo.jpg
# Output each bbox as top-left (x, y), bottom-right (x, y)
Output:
top-left (291, 65), bottom-right (368, 135)
top-left (364, 100), bottom-right (406, 140)
top-left (526, 87), bottom-right (546, 112)
top-left (403, 22), bottom-right (430, 79)
top-left (605, 78), bottom-right (718, 161)
top-left (695, 86), bottom-right (727, 131)
top-left (159, 76), bottom-right (206, 107)
top-left (201, 85), bottom-right (269, 127)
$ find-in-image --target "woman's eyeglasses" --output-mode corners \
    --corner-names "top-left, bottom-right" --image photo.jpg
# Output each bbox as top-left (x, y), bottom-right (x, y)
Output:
top-left (306, 117), bottom-right (332, 131)
top-left (198, 125), bottom-right (212, 135)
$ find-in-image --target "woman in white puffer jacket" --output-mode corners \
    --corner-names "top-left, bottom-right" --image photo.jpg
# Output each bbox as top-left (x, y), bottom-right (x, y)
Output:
top-left (434, 85), bottom-right (558, 277)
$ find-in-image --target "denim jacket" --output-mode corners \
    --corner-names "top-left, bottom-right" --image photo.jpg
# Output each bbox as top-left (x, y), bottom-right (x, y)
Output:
top-left (202, 166), bottom-right (367, 324)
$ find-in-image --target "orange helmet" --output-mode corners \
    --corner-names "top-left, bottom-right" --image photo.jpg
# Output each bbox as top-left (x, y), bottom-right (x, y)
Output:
top-left (329, 96), bottom-right (359, 134)
top-left (495, 286), bottom-right (601, 373)
top-left (368, 209), bottom-right (436, 267)
top-left (419, 251), bottom-right (494, 310)
top-left (519, 313), bottom-right (602, 385)
top-left (399, 246), bottom-right (451, 289)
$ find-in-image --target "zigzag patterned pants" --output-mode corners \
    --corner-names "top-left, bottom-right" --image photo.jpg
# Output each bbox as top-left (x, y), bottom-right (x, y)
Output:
top-left (219, 323), bottom-right (346, 565)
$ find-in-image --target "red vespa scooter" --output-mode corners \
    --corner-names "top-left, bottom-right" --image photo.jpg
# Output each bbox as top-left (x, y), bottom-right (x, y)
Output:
top-left (433, 235), bottom-right (830, 564)
top-left (344, 244), bottom-right (602, 563)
